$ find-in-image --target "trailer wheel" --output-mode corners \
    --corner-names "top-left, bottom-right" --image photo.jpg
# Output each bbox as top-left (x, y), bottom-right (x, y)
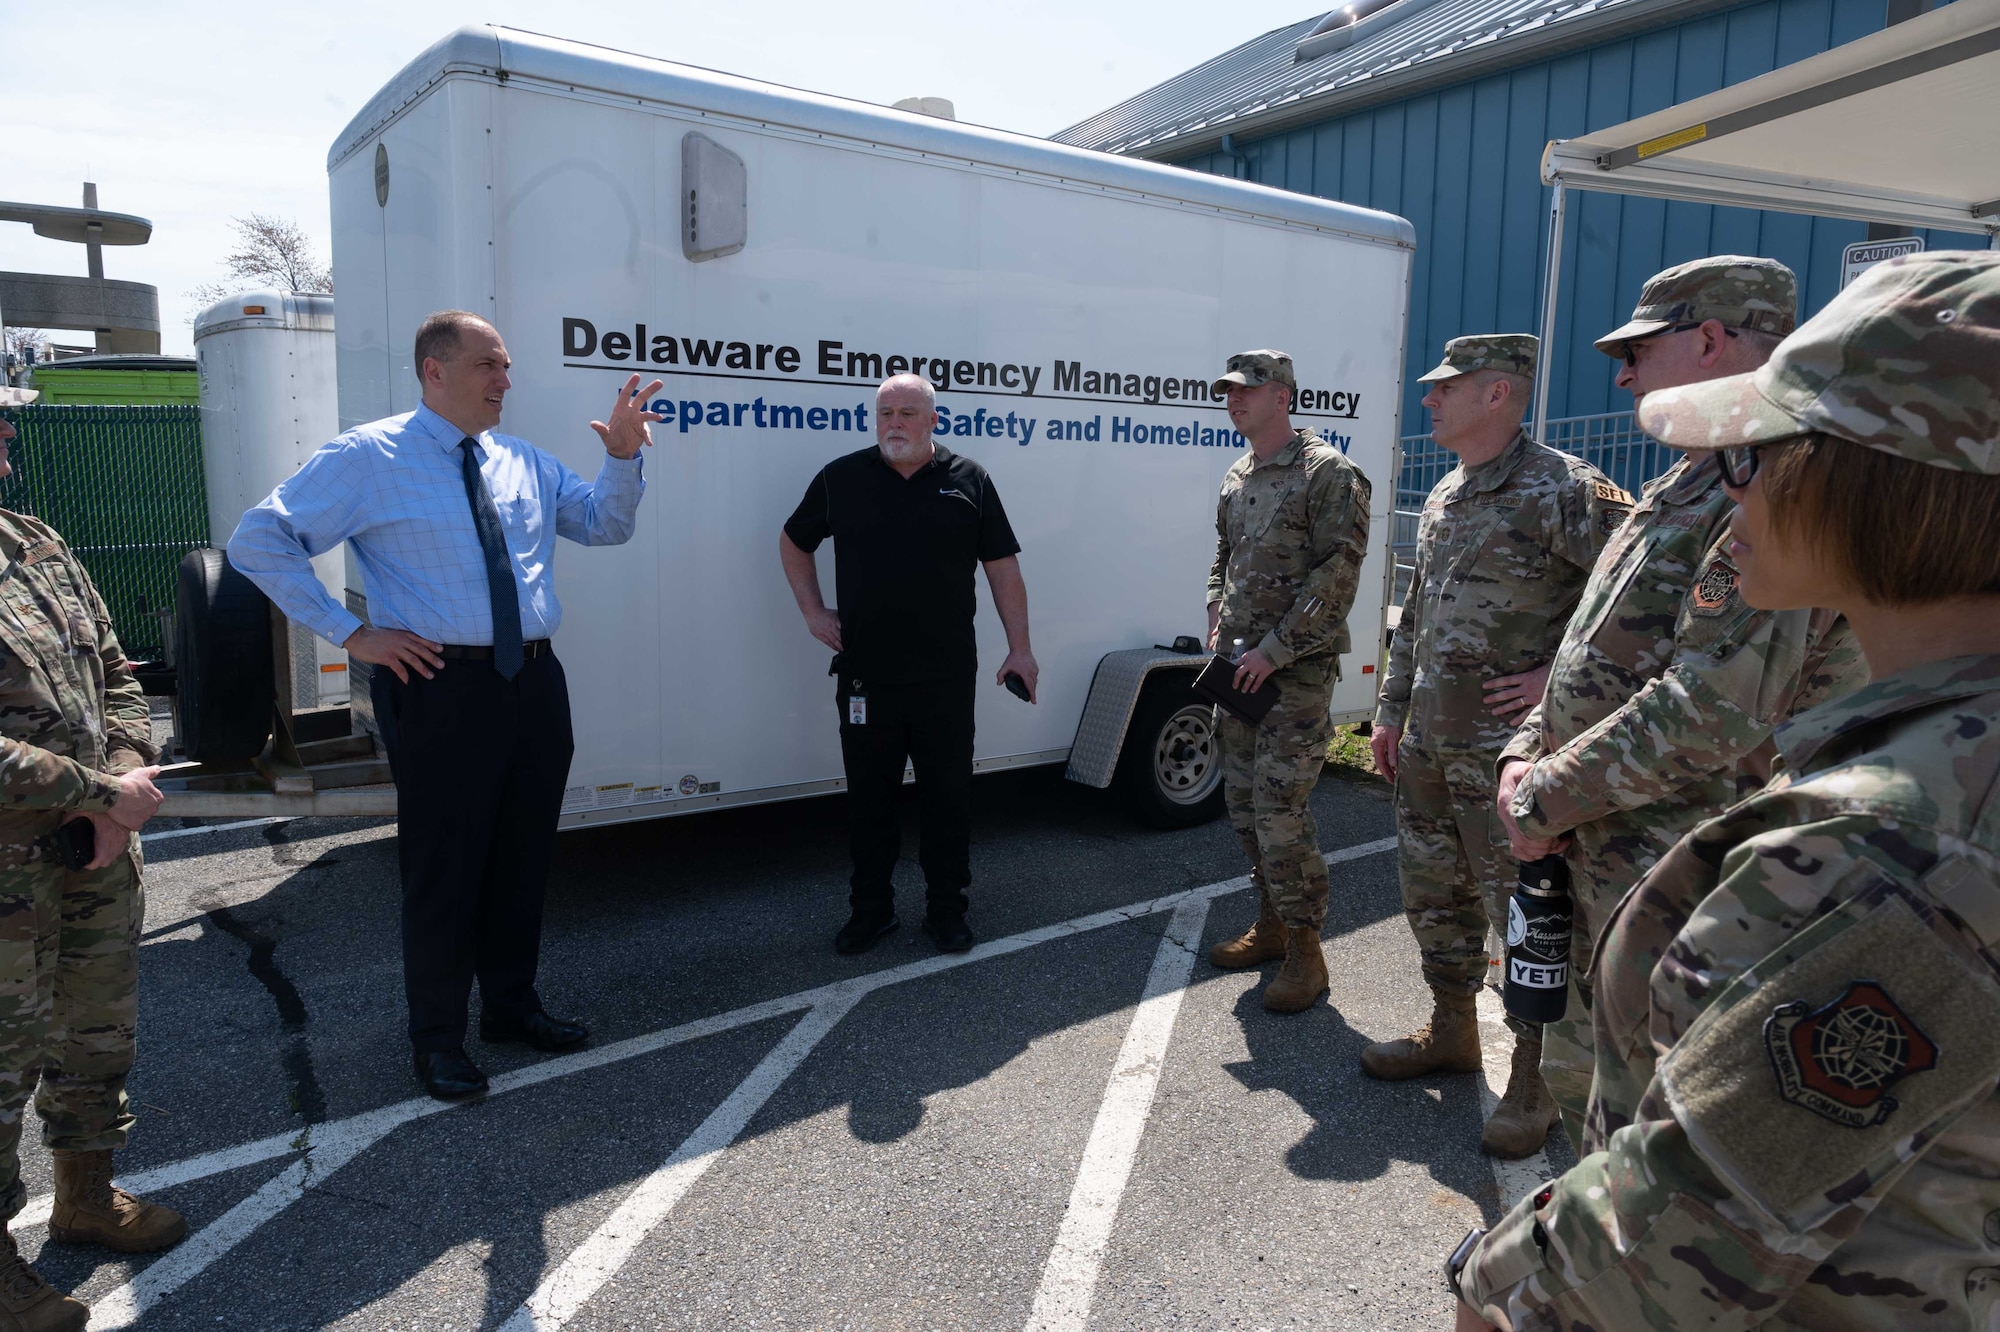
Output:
top-left (174, 548), bottom-right (274, 762)
top-left (1114, 674), bottom-right (1224, 829)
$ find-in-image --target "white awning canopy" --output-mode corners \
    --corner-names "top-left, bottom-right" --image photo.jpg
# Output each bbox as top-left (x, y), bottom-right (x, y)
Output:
top-left (1541, 0), bottom-right (2000, 236)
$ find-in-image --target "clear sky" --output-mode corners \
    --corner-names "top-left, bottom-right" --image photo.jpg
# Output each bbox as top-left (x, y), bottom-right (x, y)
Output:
top-left (3, 2), bottom-right (1292, 355)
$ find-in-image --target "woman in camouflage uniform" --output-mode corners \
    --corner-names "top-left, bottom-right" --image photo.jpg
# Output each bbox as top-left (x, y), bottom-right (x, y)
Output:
top-left (1449, 252), bottom-right (2000, 1330)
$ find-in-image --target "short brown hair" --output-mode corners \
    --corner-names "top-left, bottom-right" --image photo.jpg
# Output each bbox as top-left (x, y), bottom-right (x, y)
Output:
top-left (1761, 433), bottom-right (2000, 604)
top-left (413, 310), bottom-right (493, 384)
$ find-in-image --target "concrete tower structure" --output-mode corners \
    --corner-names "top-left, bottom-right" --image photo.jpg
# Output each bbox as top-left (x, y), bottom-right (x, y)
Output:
top-left (0, 182), bottom-right (161, 359)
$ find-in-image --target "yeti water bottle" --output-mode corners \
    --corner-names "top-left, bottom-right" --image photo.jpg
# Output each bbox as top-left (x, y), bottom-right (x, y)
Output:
top-left (1504, 855), bottom-right (1572, 1024)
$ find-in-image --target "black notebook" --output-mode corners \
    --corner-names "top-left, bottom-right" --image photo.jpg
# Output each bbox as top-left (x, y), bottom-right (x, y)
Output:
top-left (1192, 653), bottom-right (1279, 724)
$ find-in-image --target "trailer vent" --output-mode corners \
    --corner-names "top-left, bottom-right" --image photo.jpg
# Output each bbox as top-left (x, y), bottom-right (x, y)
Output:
top-left (892, 96), bottom-right (956, 120)
top-left (681, 132), bottom-right (746, 262)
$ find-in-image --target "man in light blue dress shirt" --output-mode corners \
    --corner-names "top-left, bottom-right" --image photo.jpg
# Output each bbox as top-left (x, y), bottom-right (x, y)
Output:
top-left (230, 310), bottom-right (661, 1101)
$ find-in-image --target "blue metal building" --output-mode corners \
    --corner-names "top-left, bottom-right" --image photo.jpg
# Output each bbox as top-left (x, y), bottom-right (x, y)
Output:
top-left (1054, 0), bottom-right (1985, 443)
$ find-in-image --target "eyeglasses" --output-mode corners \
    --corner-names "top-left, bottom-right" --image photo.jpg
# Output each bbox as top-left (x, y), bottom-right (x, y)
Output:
top-left (1622, 323), bottom-right (1739, 368)
top-left (1717, 443), bottom-right (1762, 488)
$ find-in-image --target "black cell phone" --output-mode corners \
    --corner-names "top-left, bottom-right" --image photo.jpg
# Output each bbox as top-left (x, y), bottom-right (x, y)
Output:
top-left (1003, 672), bottom-right (1031, 702)
top-left (56, 819), bottom-right (95, 872)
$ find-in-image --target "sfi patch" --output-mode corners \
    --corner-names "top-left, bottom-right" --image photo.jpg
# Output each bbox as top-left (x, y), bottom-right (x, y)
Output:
top-left (1592, 479), bottom-right (1633, 507)
top-left (1764, 980), bottom-right (1938, 1129)
top-left (1689, 557), bottom-right (1739, 616)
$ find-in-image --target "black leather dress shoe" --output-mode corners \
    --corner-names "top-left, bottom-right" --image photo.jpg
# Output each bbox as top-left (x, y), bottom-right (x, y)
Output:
top-left (479, 1009), bottom-right (591, 1052)
top-left (834, 910), bottom-right (899, 955)
top-left (414, 1047), bottom-right (489, 1101)
top-left (924, 913), bottom-right (974, 954)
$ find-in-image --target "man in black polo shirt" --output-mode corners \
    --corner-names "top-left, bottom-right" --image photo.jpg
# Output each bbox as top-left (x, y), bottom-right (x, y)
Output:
top-left (780, 374), bottom-right (1038, 955)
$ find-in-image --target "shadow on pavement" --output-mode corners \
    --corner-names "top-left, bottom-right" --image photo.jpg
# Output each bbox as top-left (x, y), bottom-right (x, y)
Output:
top-left (101, 762), bottom-right (1402, 1327)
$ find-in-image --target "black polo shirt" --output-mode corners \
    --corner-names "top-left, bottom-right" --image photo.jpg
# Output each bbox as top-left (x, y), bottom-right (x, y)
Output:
top-left (784, 443), bottom-right (1020, 686)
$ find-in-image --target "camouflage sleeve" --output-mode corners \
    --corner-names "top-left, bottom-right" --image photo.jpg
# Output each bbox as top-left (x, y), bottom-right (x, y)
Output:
top-left (1511, 594), bottom-right (1813, 841)
top-left (1373, 535), bottom-right (1420, 730)
top-left (1499, 703), bottom-right (1548, 775)
top-left (78, 551), bottom-right (158, 773)
top-left (0, 738), bottom-right (122, 812)
top-left (1206, 487), bottom-right (1228, 608)
top-left (1256, 462), bottom-right (1371, 671)
top-left (1462, 822), bottom-right (2000, 1329)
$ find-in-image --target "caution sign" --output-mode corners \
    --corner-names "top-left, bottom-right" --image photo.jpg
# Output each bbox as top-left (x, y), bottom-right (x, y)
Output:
top-left (1842, 237), bottom-right (1924, 290)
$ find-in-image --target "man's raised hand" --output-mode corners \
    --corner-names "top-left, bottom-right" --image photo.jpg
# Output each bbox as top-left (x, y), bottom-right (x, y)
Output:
top-left (591, 374), bottom-right (668, 459)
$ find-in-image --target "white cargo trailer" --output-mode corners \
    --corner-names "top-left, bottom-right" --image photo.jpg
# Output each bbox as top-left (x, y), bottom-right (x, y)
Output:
top-left (192, 290), bottom-right (347, 709)
top-left (300, 25), bottom-right (1414, 831)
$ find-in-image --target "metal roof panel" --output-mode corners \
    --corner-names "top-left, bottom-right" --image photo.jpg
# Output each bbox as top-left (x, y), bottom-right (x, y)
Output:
top-left (1054, 0), bottom-right (1726, 158)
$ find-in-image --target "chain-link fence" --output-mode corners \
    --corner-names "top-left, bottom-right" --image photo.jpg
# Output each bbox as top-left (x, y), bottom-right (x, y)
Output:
top-left (1393, 411), bottom-right (1674, 606)
top-left (0, 404), bottom-right (210, 661)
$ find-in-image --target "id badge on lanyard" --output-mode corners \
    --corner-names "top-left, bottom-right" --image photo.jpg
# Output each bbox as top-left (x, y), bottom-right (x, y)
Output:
top-left (847, 682), bottom-right (867, 726)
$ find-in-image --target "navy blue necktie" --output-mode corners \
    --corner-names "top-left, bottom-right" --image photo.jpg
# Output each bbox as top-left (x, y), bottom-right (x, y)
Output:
top-left (458, 437), bottom-right (525, 680)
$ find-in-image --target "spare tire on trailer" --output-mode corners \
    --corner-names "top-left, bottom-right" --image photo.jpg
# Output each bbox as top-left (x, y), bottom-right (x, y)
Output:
top-left (174, 548), bottom-right (274, 762)
top-left (1113, 671), bottom-right (1225, 829)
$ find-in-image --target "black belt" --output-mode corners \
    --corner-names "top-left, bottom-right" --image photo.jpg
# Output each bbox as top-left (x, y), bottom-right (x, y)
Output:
top-left (438, 640), bottom-right (552, 661)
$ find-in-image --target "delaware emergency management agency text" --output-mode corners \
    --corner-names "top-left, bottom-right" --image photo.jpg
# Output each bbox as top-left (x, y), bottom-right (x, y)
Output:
top-left (559, 316), bottom-right (1364, 448)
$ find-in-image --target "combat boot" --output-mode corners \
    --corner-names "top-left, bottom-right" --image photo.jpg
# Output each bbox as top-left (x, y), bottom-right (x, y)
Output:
top-left (1359, 986), bottom-right (1482, 1079)
top-left (1261, 925), bottom-right (1329, 1013)
top-left (48, 1150), bottom-right (186, 1254)
top-left (0, 1230), bottom-right (85, 1332)
top-left (1209, 896), bottom-right (1287, 969)
top-left (1481, 1031), bottom-right (1558, 1159)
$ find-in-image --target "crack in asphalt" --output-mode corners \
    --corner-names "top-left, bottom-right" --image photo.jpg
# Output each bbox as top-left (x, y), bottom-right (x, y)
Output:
top-left (207, 829), bottom-right (329, 1126)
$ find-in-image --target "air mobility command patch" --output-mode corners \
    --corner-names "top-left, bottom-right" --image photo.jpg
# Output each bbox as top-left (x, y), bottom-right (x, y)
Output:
top-left (1689, 555), bottom-right (1739, 616)
top-left (1656, 887), bottom-right (2000, 1231)
top-left (1763, 980), bottom-right (1939, 1129)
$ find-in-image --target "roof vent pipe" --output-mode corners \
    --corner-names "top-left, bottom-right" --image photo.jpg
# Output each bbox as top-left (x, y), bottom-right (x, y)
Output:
top-left (1219, 134), bottom-right (1253, 179)
top-left (892, 96), bottom-right (956, 120)
top-left (1295, 0), bottom-right (1449, 62)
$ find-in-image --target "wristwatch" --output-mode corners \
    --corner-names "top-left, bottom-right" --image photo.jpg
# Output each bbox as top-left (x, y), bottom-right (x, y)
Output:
top-left (1445, 1226), bottom-right (1487, 1302)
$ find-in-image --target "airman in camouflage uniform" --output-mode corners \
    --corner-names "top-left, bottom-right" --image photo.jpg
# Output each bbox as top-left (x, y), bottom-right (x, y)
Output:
top-left (0, 388), bottom-right (183, 1332)
top-left (1456, 251), bottom-right (2000, 1332)
top-left (1360, 335), bottom-right (1630, 1159)
top-left (1495, 258), bottom-right (1869, 1148)
top-left (1202, 351), bottom-right (1372, 1013)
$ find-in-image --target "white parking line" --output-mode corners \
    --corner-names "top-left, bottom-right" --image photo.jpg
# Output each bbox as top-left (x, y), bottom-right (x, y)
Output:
top-left (499, 995), bottom-right (864, 1332)
top-left (1025, 893), bottom-right (1211, 1332)
top-left (55, 835), bottom-right (1397, 1327)
top-left (88, 1110), bottom-right (397, 1331)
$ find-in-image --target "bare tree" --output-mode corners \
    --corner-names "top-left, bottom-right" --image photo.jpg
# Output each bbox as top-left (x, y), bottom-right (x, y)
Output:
top-left (186, 213), bottom-right (333, 314)
top-left (3, 328), bottom-right (50, 362)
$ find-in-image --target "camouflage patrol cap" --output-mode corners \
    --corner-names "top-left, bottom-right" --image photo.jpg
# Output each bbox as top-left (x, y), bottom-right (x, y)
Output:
top-left (1594, 255), bottom-right (1798, 357)
top-left (1213, 350), bottom-right (1297, 394)
top-left (0, 387), bottom-right (37, 408)
top-left (1415, 334), bottom-right (1538, 383)
top-left (1638, 251), bottom-right (2000, 474)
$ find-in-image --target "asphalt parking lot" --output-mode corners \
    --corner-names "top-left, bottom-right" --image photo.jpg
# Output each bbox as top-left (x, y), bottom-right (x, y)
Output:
top-left (21, 763), bottom-right (1568, 1331)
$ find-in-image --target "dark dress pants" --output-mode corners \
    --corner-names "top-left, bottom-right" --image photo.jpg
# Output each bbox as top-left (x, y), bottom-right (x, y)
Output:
top-left (372, 651), bottom-right (574, 1053)
top-left (838, 675), bottom-right (976, 920)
